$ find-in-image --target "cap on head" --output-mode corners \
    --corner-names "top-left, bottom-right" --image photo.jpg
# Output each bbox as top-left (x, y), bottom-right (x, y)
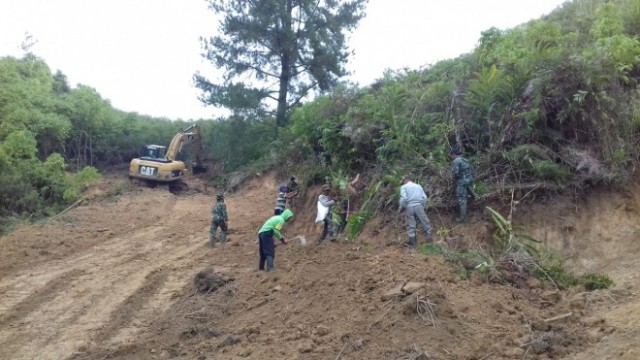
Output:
top-left (279, 185), bottom-right (288, 192)
top-left (450, 147), bottom-right (461, 155)
top-left (216, 193), bottom-right (224, 200)
top-left (290, 176), bottom-right (296, 181)
top-left (321, 184), bottom-right (331, 191)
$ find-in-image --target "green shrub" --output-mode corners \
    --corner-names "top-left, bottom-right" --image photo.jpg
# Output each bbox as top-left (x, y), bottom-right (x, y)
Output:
top-left (418, 243), bottom-right (444, 256)
top-left (531, 160), bottom-right (570, 182)
top-left (346, 210), bottom-right (370, 239)
top-left (73, 166), bottom-right (101, 188)
top-left (580, 273), bottom-right (614, 290)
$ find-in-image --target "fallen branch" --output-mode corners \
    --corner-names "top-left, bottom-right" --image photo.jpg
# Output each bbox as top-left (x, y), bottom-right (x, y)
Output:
top-left (43, 196), bottom-right (87, 223)
top-left (543, 312), bottom-right (573, 323)
top-left (366, 301), bottom-right (393, 332)
top-left (479, 352), bottom-right (495, 360)
top-left (429, 181), bottom-right (580, 209)
top-left (283, 288), bottom-right (303, 324)
top-left (334, 342), bottom-right (349, 360)
top-left (416, 295), bottom-right (438, 328)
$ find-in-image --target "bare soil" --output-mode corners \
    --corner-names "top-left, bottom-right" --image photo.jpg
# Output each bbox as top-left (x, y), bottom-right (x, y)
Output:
top-left (0, 173), bottom-right (638, 359)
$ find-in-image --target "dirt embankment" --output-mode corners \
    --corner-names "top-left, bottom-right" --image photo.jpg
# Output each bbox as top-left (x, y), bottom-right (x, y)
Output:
top-left (0, 173), bottom-right (638, 359)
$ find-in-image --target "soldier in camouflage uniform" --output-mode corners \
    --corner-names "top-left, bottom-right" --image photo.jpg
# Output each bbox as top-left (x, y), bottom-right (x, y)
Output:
top-left (274, 185), bottom-right (288, 215)
top-left (450, 148), bottom-right (475, 223)
top-left (209, 193), bottom-right (228, 247)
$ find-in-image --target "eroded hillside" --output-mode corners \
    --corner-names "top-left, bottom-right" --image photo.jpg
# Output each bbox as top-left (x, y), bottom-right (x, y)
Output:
top-left (0, 174), bottom-right (638, 360)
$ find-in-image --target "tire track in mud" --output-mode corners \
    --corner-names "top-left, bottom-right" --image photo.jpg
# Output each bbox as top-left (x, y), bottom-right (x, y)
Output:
top-left (92, 268), bottom-right (170, 344)
top-left (0, 193), bottom-right (214, 360)
top-left (0, 268), bottom-right (86, 328)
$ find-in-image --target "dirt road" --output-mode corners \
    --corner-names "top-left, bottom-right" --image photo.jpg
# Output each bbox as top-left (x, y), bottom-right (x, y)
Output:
top-left (0, 174), bottom-right (638, 359)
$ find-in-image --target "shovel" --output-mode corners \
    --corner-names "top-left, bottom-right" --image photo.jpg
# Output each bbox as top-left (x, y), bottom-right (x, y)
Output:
top-left (288, 235), bottom-right (308, 246)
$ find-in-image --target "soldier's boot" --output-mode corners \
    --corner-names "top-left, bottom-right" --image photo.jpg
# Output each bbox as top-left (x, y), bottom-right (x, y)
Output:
top-left (265, 256), bottom-right (275, 272)
top-left (258, 257), bottom-right (266, 271)
top-left (408, 236), bottom-right (417, 249)
top-left (220, 231), bottom-right (227, 245)
top-left (208, 233), bottom-right (216, 247)
top-left (455, 205), bottom-right (468, 223)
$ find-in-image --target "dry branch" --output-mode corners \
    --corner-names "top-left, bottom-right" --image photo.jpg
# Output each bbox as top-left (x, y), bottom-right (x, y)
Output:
top-left (43, 196), bottom-right (87, 223)
top-left (416, 295), bottom-right (438, 328)
top-left (543, 312), bottom-right (573, 323)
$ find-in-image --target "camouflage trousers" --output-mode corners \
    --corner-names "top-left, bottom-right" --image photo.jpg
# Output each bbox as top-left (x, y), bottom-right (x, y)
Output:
top-left (456, 180), bottom-right (471, 209)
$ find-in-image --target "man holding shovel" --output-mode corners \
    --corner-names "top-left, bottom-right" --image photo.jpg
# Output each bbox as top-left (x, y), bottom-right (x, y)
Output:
top-left (257, 209), bottom-right (294, 272)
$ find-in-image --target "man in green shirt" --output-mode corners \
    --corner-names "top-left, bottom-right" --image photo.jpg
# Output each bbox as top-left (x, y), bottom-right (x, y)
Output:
top-left (258, 209), bottom-right (294, 271)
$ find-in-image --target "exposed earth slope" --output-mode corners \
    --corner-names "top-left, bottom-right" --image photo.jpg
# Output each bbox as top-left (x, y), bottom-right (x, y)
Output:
top-left (0, 174), bottom-right (638, 359)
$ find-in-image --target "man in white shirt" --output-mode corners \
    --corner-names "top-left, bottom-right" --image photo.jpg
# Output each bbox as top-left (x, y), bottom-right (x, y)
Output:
top-left (317, 184), bottom-right (336, 243)
top-left (398, 174), bottom-right (433, 249)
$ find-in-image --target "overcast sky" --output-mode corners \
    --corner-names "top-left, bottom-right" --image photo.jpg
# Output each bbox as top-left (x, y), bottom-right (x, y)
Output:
top-left (0, 0), bottom-right (567, 120)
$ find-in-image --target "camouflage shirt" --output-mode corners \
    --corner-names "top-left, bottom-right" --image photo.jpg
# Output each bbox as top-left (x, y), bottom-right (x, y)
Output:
top-left (452, 156), bottom-right (473, 183)
top-left (212, 201), bottom-right (228, 222)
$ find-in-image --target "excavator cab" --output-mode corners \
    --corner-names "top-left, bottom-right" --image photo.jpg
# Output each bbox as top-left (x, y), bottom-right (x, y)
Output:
top-left (140, 145), bottom-right (168, 161)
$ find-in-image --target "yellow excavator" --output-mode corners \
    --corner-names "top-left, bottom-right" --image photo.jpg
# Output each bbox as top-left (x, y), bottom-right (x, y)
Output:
top-left (129, 124), bottom-right (206, 192)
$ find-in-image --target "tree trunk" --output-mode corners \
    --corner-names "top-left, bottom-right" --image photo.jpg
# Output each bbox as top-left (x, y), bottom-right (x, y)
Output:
top-left (275, 0), bottom-right (293, 128)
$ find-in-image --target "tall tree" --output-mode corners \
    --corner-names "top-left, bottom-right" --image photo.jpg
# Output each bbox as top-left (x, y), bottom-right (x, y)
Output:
top-left (195, 0), bottom-right (367, 127)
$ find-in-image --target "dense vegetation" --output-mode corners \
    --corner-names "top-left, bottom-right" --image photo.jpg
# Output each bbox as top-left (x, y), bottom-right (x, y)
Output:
top-left (281, 0), bottom-right (640, 209)
top-left (2, 0), bottom-right (640, 240)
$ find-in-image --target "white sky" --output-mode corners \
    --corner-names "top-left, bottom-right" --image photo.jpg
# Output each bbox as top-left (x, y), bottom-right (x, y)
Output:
top-left (0, 0), bottom-right (567, 120)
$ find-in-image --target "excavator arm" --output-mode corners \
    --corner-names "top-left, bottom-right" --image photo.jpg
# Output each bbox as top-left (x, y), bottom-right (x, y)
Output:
top-left (165, 124), bottom-right (206, 173)
top-left (166, 124), bottom-right (200, 161)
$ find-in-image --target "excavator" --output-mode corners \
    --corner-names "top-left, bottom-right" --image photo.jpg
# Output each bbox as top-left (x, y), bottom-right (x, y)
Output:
top-left (129, 124), bottom-right (207, 193)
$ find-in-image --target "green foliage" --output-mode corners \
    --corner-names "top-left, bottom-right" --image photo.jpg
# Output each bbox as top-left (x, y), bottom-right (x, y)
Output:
top-left (418, 243), bottom-right (444, 256)
top-left (346, 210), bottom-right (370, 239)
top-left (580, 273), bottom-right (614, 290)
top-left (503, 145), bottom-right (571, 182)
top-left (196, 0), bottom-right (367, 127)
top-left (486, 206), bottom-right (542, 256)
top-left (534, 262), bottom-right (580, 289)
top-left (63, 166), bottom-right (102, 202)
top-left (530, 160), bottom-right (571, 182)
top-left (200, 116), bottom-right (277, 172)
top-left (534, 260), bottom-right (614, 291)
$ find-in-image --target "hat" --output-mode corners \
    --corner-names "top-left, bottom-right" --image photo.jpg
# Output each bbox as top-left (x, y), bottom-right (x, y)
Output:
top-left (321, 184), bottom-right (331, 191)
top-left (279, 185), bottom-right (288, 192)
top-left (450, 147), bottom-right (461, 155)
top-left (216, 193), bottom-right (224, 200)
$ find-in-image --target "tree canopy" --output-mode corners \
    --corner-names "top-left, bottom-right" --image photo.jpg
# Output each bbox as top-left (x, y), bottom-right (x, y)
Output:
top-left (195, 0), bottom-right (368, 127)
